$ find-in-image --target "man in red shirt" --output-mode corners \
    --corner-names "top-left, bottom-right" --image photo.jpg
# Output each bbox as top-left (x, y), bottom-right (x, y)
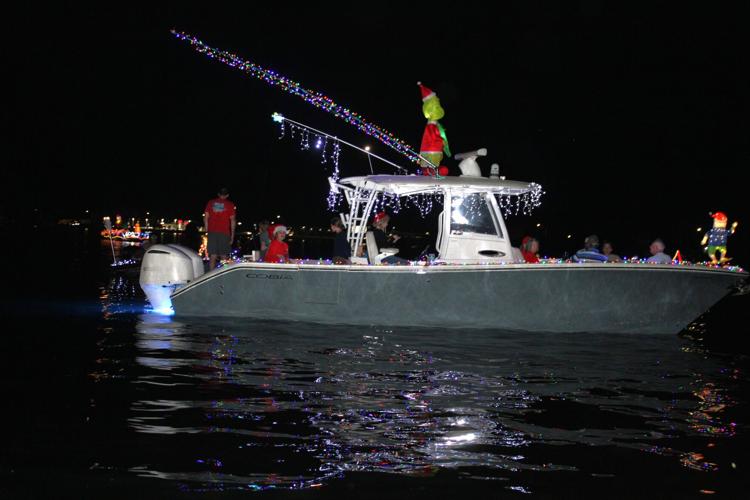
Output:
top-left (203, 187), bottom-right (236, 269)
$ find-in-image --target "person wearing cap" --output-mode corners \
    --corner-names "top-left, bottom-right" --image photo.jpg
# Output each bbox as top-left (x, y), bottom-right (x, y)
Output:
top-left (701, 212), bottom-right (738, 264)
top-left (646, 238), bottom-right (672, 264)
top-left (371, 212), bottom-right (409, 264)
top-left (573, 235), bottom-right (607, 263)
top-left (204, 187), bottom-right (236, 270)
top-left (264, 225), bottom-right (290, 263)
top-left (373, 211), bottom-right (405, 249)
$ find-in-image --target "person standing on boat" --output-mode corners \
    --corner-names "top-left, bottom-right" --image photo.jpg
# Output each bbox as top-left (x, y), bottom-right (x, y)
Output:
top-left (330, 216), bottom-right (352, 265)
top-left (646, 238), bottom-right (672, 264)
top-left (204, 187), bottom-right (236, 270)
top-left (264, 225), bottom-right (290, 263)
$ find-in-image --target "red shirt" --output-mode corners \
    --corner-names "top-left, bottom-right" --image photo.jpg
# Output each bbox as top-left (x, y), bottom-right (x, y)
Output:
top-left (522, 250), bottom-right (539, 263)
top-left (264, 239), bottom-right (289, 263)
top-left (204, 197), bottom-right (236, 234)
top-left (420, 122), bottom-right (444, 153)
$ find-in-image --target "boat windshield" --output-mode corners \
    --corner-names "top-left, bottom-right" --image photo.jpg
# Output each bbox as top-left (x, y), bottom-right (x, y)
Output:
top-left (450, 193), bottom-right (501, 236)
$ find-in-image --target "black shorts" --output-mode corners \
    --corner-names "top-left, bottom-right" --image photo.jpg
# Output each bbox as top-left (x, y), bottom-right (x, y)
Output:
top-left (207, 232), bottom-right (231, 256)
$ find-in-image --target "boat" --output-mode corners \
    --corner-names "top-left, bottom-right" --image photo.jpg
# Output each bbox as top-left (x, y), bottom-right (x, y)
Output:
top-left (139, 149), bottom-right (747, 334)
top-left (101, 228), bottom-right (151, 242)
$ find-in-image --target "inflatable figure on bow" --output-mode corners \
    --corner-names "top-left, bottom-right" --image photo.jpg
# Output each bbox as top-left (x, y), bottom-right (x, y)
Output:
top-left (701, 211), bottom-right (738, 264)
top-left (417, 82), bottom-right (451, 176)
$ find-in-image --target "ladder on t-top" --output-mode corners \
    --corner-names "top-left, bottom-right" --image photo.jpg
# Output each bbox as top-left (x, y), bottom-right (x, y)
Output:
top-left (337, 183), bottom-right (377, 258)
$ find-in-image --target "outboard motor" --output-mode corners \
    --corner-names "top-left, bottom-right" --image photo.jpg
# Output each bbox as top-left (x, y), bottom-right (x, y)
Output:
top-left (139, 244), bottom-right (205, 313)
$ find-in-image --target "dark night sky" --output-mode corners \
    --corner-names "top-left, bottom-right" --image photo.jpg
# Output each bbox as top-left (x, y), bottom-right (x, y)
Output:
top-left (6, 3), bottom-right (749, 258)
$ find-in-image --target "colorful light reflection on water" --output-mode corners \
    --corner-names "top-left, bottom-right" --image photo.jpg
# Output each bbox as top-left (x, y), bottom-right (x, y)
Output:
top-left (5, 263), bottom-right (749, 498)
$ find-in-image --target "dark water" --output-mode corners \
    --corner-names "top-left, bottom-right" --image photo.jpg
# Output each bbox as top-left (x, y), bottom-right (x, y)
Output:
top-left (2, 227), bottom-right (749, 498)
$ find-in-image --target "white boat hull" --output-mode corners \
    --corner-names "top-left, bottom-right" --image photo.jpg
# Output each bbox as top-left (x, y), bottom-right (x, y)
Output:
top-left (164, 262), bottom-right (747, 334)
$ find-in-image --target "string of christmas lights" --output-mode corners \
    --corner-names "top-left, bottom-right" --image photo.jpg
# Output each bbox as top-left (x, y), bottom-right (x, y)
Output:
top-left (275, 117), bottom-right (343, 210)
top-left (172, 30), bottom-right (423, 168)
top-left (494, 186), bottom-right (544, 217)
top-left (327, 141), bottom-right (342, 210)
top-left (274, 112), bottom-right (543, 217)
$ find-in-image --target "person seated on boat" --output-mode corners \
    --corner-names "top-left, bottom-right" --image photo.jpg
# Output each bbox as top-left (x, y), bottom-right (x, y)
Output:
top-left (264, 225), bottom-right (290, 263)
top-left (573, 234), bottom-right (608, 262)
top-left (520, 236), bottom-right (540, 263)
top-left (330, 216), bottom-right (352, 265)
top-left (258, 219), bottom-right (271, 260)
top-left (646, 238), bottom-right (672, 264)
top-left (602, 240), bottom-right (622, 263)
top-left (372, 212), bottom-right (409, 265)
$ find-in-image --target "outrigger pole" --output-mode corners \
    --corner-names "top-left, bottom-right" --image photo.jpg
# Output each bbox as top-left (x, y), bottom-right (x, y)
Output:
top-left (171, 30), bottom-right (438, 171)
top-left (103, 216), bottom-right (117, 265)
top-left (273, 113), bottom-right (411, 174)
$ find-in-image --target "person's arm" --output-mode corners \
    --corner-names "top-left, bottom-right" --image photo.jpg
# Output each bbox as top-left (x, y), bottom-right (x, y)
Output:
top-left (230, 214), bottom-right (236, 244)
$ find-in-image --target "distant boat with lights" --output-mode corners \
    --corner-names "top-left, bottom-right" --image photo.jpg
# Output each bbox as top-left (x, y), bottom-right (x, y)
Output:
top-left (139, 147), bottom-right (747, 334)
top-left (101, 228), bottom-right (151, 242)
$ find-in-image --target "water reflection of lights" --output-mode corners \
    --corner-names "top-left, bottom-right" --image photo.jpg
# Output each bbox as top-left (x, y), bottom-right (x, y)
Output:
top-left (680, 451), bottom-right (719, 472)
top-left (670, 378), bottom-right (738, 474)
top-left (439, 432), bottom-right (478, 445)
top-left (134, 314), bottom-right (190, 371)
top-left (99, 275), bottom-right (145, 317)
top-left (689, 382), bottom-right (736, 437)
top-left (96, 314), bottom-right (749, 492)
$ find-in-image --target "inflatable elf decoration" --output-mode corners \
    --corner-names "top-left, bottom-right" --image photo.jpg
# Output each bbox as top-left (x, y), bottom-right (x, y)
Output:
top-left (417, 82), bottom-right (451, 176)
top-left (701, 211), bottom-right (738, 264)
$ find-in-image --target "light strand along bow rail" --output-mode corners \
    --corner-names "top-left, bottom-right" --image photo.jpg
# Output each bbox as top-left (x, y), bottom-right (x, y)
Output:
top-left (171, 30), bottom-right (433, 170)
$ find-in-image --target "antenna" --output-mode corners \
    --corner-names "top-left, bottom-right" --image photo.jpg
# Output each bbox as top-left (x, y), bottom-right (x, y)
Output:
top-left (103, 216), bottom-right (117, 265)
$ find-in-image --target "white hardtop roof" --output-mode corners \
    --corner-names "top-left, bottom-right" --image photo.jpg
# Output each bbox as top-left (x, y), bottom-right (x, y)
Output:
top-left (339, 174), bottom-right (536, 196)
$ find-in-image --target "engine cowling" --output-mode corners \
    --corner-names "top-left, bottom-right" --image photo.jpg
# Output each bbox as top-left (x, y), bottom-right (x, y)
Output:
top-left (139, 244), bottom-right (204, 312)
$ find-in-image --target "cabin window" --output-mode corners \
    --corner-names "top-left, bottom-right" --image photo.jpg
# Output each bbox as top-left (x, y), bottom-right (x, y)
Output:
top-left (450, 194), bottom-right (500, 236)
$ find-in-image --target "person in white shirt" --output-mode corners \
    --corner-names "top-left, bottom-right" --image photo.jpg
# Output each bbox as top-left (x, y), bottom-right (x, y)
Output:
top-left (646, 238), bottom-right (672, 264)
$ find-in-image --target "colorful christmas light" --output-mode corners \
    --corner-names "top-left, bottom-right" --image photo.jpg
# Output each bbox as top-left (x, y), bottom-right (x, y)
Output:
top-left (172, 30), bottom-right (423, 167)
